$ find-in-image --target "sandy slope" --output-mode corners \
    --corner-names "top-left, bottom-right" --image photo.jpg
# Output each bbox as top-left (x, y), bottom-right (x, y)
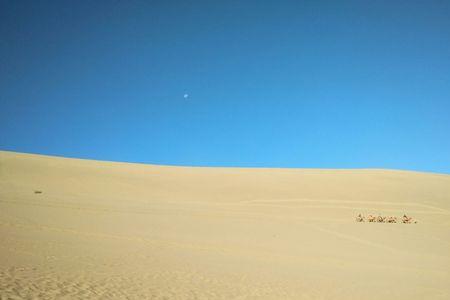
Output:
top-left (0, 151), bottom-right (449, 299)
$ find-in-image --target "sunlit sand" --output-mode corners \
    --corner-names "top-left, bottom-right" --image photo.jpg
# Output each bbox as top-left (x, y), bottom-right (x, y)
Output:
top-left (1, 151), bottom-right (449, 299)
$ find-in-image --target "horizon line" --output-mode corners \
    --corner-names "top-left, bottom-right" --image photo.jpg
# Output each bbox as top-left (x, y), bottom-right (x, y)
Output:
top-left (1, 149), bottom-right (449, 177)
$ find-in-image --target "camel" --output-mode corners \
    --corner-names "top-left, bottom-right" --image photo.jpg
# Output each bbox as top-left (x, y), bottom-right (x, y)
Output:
top-left (367, 215), bottom-right (376, 222)
top-left (386, 216), bottom-right (397, 223)
top-left (402, 214), bottom-right (417, 224)
top-left (356, 214), bottom-right (365, 222)
top-left (377, 215), bottom-right (386, 223)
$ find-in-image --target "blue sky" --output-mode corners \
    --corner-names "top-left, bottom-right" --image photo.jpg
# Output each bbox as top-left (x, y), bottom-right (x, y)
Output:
top-left (1, 1), bottom-right (449, 173)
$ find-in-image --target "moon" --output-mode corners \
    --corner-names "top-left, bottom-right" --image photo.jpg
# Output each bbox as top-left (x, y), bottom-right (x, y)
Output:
top-left (183, 94), bottom-right (189, 99)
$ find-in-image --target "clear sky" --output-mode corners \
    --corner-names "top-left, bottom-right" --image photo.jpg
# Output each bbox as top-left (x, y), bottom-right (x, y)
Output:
top-left (1, 1), bottom-right (449, 173)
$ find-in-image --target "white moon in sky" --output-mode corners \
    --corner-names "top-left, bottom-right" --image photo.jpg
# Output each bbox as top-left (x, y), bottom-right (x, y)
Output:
top-left (183, 94), bottom-right (189, 99)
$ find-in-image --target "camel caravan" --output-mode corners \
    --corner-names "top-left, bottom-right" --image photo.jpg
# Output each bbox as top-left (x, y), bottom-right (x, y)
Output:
top-left (356, 214), bottom-right (417, 224)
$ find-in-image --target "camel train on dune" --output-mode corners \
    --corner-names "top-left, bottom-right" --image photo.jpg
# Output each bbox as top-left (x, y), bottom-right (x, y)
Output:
top-left (356, 214), bottom-right (417, 224)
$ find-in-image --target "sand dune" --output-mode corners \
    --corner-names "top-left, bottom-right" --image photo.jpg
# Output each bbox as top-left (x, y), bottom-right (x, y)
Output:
top-left (0, 150), bottom-right (449, 299)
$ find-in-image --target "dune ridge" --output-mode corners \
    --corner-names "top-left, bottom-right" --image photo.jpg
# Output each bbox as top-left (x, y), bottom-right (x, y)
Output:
top-left (1, 150), bottom-right (449, 299)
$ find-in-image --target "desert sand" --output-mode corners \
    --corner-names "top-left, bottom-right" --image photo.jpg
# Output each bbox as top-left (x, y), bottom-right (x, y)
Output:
top-left (0, 150), bottom-right (449, 299)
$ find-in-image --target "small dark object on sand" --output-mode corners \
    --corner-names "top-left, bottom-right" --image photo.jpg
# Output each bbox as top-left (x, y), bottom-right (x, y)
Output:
top-left (34, 190), bottom-right (42, 194)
